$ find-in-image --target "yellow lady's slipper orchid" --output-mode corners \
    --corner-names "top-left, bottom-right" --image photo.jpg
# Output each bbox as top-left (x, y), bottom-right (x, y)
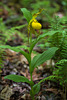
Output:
top-left (28, 9), bottom-right (44, 32)
top-left (32, 21), bottom-right (42, 30)
top-left (28, 9), bottom-right (44, 41)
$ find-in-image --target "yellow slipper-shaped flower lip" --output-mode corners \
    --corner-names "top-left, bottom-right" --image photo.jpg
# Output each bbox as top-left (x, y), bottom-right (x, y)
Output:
top-left (32, 21), bottom-right (42, 30)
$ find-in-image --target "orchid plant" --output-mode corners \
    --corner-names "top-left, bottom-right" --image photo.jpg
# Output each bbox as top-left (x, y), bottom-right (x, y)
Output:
top-left (0, 8), bottom-right (58, 100)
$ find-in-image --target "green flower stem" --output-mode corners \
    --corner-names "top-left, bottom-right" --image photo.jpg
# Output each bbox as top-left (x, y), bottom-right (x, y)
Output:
top-left (32, 95), bottom-right (35, 100)
top-left (30, 86), bottom-right (35, 100)
top-left (31, 73), bottom-right (33, 82)
top-left (30, 69), bottom-right (35, 100)
top-left (29, 47), bottom-right (35, 100)
top-left (29, 65), bottom-right (34, 86)
top-left (29, 61), bottom-right (35, 100)
top-left (29, 30), bottom-right (42, 100)
top-left (29, 30), bottom-right (32, 46)
top-left (38, 29), bottom-right (41, 36)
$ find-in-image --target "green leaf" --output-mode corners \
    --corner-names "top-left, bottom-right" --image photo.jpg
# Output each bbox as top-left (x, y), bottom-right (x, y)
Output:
top-left (11, 24), bottom-right (27, 30)
top-left (21, 8), bottom-right (32, 23)
top-left (4, 74), bottom-right (31, 84)
top-left (20, 50), bottom-right (31, 64)
top-left (29, 31), bottom-right (58, 54)
top-left (29, 40), bottom-right (39, 54)
top-left (33, 83), bottom-right (40, 95)
top-left (0, 45), bottom-right (31, 64)
top-left (0, 45), bottom-right (20, 52)
top-left (37, 30), bottom-right (59, 40)
top-left (30, 47), bottom-right (58, 73)
top-left (30, 83), bottom-right (40, 96)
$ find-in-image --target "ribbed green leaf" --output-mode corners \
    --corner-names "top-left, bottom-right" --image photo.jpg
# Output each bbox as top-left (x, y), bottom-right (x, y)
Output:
top-left (4, 74), bottom-right (31, 84)
top-left (33, 83), bottom-right (40, 95)
top-left (29, 31), bottom-right (58, 54)
top-left (37, 30), bottom-right (59, 40)
top-left (0, 45), bottom-right (30, 64)
top-left (21, 8), bottom-right (32, 23)
top-left (0, 45), bottom-right (20, 52)
top-left (30, 83), bottom-right (40, 96)
top-left (11, 24), bottom-right (27, 30)
top-left (30, 47), bottom-right (58, 73)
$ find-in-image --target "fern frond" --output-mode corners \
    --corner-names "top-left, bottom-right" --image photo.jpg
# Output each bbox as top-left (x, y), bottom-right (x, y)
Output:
top-left (54, 59), bottom-right (67, 86)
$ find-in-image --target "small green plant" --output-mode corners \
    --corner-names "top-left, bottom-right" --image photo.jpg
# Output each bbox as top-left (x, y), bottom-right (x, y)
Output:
top-left (0, 18), bottom-right (28, 45)
top-left (37, 15), bottom-right (67, 64)
top-left (53, 59), bottom-right (67, 86)
top-left (42, 15), bottom-right (67, 61)
top-left (51, 16), bottom-right (67, 61)
top-left (0, 49), bottom-right (4, 80)
top-left (53, 59), bottom-right (67, 100)
top-left (40, 59), bottom-right (67, 100)
top-left (0, 8), bottom-right (58, 100)
top-left (0, 49), bottom-right (3, 72)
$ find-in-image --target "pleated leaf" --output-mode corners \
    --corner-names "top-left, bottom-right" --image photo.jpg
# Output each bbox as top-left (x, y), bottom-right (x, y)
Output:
top-left (30, 47), bottom-right (58, 73)
top-left (0, 45), bottom-right (30, 64)
top-left (21, 8), bottom-right (32, 23)
top-left (30, 83), bottom-right (40, 96)
top-left (29, 31), bottom-right (59, 54)
top-left (4, 74), bottom-right (31, 84)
